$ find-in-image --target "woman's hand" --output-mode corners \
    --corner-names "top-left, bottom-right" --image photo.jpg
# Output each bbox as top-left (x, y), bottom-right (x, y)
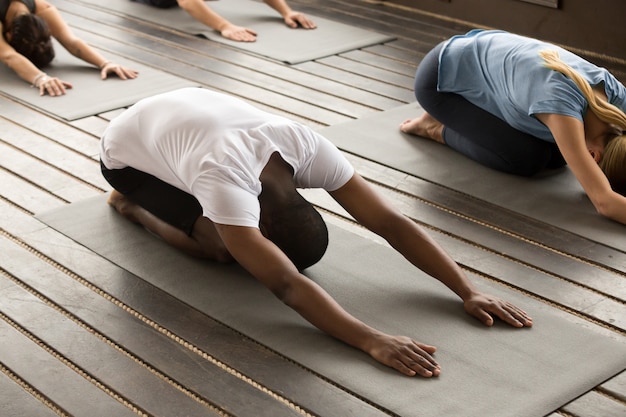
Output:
top-left (100, 62), bottom-right (139, 80)
top-left (35, 74), bottom-right (72, 96)
top-left (220, 23), bottom-right (258, 42)
top-left (464, 292), bottom-right (533, 328)
top-left (366, 333), bottom-right (441, 377)
top-left (283, 11), bottom-right (316, 29)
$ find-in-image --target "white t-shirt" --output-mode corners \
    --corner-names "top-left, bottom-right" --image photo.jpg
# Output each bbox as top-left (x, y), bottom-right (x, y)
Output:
top-left (100, 88), bottom-right (354, 227)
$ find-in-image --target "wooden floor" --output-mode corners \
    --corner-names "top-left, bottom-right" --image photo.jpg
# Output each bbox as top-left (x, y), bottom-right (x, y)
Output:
top-left (1, 0), bottom-right (626, 416)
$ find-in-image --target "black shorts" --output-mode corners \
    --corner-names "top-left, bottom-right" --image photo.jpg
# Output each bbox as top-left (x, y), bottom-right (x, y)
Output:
top-left (101, 161), bottom-right (202, 235)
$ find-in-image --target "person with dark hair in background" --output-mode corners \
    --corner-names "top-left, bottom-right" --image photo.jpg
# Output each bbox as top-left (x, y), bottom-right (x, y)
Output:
top-left (101, 87), bottom-right (532, 377)
top-left (133, 0), bottom-right (316, 42)
top-left (1, 0), bottom-right (138, 96)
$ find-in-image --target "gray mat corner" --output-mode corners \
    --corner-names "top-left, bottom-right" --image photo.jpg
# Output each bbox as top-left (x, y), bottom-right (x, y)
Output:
top-left (37, 195), bottom-right (626, 417)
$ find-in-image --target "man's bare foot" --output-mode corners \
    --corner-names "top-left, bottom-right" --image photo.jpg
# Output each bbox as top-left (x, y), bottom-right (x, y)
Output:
top-left (107, 190), bottom-right (140, 223)
top-left (399, 112), bottom-right (445, 144)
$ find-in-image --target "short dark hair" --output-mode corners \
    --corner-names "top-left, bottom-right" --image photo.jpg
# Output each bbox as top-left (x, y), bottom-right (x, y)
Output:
top-left (261, 196), bottom-right (329, 271)
top-left (8, 14), bottom-right (55, 68)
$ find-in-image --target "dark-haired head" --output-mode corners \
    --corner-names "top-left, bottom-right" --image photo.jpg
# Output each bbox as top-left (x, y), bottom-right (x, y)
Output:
top-left (260, 193), bottom-right (329, 271)
top-left (7, 14), bottom-right (54, 68)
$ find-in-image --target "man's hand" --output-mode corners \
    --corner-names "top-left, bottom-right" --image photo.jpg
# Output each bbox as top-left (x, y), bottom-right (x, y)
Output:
top-left (366, 334), bottom-right (441, 377)
top-left (464, 293), bottom-right (533, 328)
top-left (283, 11), bottom-right (316, 29)
top-left (220, 24), bottom-right (258, 42)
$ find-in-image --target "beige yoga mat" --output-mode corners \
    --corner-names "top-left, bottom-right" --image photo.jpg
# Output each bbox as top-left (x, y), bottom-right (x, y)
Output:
top-left (318, 103), bottom-right (626, 253)
top-left (37, 195), bottom-right (626, 417)
top-left (73, 0), bottom-right (396, 64)
top-left (0, 40), bottom-right (197, 120)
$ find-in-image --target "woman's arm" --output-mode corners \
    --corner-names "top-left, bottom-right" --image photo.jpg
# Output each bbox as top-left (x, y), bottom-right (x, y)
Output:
top-left (537, 113), bottom-right (626, 224)
top-left (176, 0), bottom-right (257, 42)
top-left (36, 0), bottom-right (137, 80)
top-left (330, 174), bottom-right (533, 327)
top-left (262, 0), bottom-right (315, 29)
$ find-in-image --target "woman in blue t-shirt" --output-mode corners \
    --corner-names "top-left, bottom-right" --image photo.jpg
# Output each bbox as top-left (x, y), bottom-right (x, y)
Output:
top-left (0, 0), bottom-right (138, 96)
top-left (400, 30), bottom-right (626, 225)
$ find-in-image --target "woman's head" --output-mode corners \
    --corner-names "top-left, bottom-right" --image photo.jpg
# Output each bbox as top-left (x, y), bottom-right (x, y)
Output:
top-left (260, 193), bottom-right (329, 271)
top-left (6, 14), bottom-right (54, 68)
top-left (540, 50), bottom-right (626, 196)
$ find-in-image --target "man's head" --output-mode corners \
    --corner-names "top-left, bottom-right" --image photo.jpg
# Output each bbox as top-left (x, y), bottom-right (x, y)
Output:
top-left (6, 14), bottom-right (55, 68)
top-left (260, 191), bottom-right (329, 271)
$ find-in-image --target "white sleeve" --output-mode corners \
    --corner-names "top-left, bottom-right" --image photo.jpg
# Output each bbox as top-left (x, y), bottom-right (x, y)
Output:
top-left (296, 134), bottom-right (354, 191)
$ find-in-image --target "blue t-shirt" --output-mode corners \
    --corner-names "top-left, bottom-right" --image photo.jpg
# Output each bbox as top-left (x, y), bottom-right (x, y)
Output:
top-left (437, 29), bottom-right (626, 142)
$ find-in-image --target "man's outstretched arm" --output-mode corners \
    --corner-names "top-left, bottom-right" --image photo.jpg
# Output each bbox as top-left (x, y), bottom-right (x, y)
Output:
top-left (216, 223), bottom-right (441, 377)
top-left (330, 173), bottom-right (533, 328)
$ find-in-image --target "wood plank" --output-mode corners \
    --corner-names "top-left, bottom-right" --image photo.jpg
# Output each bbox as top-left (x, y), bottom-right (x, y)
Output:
top-left (1, 120), bottom-right (107, 190)
top-left (562, 390), bottom-right (626, 417)
top-left (0, 97), bottom-right (101, 158)
top-left (0, 169), bottom-right (66, 214)
top-left (293, 60), bottom-right (415, 102)
top-left (0, 367), bottom-right (61, 417)
top-left (0, 307), bottom-right (139, 417)
top-left (339, 49), bottom-right (419, 77)
top-left (0, 142), bottom-right (101, 203)
top-left (316, 55), bottom-right (415, 89)
top-left (601, 371), bottom-right (626, 402)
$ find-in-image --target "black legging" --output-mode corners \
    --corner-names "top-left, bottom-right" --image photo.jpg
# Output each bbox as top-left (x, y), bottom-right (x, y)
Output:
top-left (413, 42), bottom-right (565, 176)
top-left (101, 162), bottom-right (202, 236)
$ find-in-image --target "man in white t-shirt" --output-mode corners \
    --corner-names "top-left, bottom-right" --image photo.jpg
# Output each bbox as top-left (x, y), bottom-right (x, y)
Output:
top-left (100, 88), bottom-right (533, 377)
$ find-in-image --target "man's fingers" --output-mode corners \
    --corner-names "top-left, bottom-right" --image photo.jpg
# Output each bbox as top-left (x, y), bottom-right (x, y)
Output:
top-left (477, 303), bottom-right (533, 328)
top-left (503, 303), bottom-right (533, 327)
top-left (406, 355), bottom-right (440, 377)
top-left (399, 342), bottom-right (440, 377)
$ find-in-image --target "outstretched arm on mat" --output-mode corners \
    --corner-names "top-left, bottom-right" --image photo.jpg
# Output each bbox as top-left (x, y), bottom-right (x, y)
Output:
top-left (330, 173), bottom-right (534, 328)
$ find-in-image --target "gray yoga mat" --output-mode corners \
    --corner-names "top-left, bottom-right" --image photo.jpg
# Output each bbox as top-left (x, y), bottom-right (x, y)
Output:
top-left (37, 195), bottom-right (626, 417)
top-left (319, 103), bottom-right (626, 252)
top-left (75, 0), bottom-right (395, 64)
top-left (0, 41), bottom-right (197, 120)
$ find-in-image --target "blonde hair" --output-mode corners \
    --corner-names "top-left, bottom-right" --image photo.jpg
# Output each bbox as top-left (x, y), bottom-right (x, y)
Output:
top-left (540, 49), bottom-right (626, 194)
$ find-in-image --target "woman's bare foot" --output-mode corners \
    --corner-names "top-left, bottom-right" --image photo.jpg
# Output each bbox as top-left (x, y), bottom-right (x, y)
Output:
top-left (399, 112), bottom-right (445, 144)
top-left (107, 190), bottom-right (141, 224)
